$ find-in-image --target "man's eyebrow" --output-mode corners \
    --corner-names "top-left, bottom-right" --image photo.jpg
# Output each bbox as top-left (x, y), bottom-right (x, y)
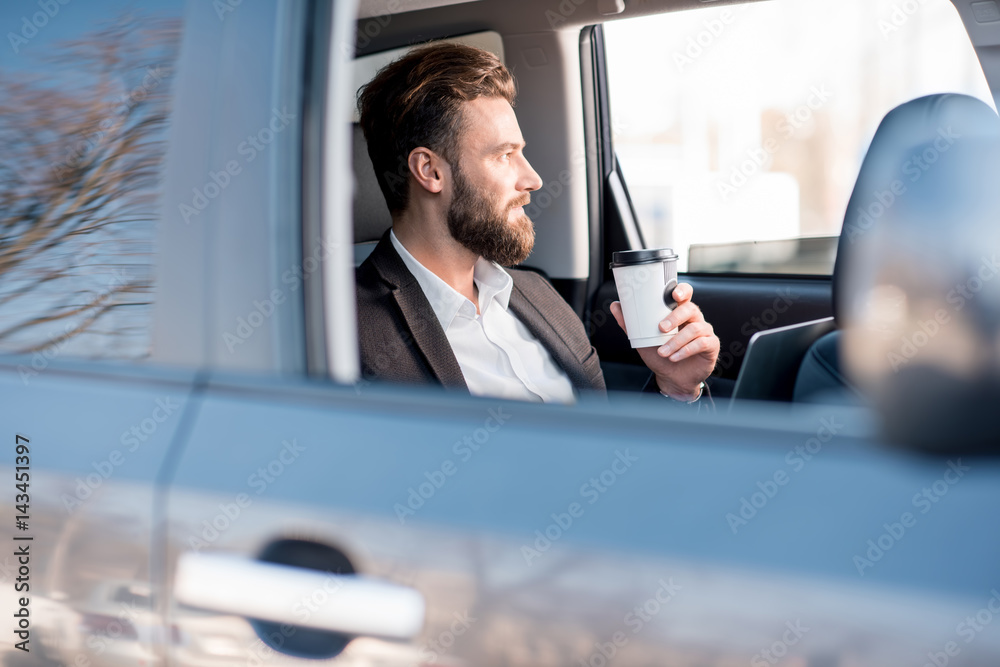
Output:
top-left (490, 141), bottom-right (525, 154)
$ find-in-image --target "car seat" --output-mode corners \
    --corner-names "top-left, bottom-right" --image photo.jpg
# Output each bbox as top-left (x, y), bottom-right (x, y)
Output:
top-left (352, 124), bottom-right (394, 266)
top-left (793, 93), bottom-right (1000, 403)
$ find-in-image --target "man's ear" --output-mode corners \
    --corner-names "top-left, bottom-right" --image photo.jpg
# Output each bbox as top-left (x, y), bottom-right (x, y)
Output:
top-left (407, 147), bottom-right (448, 195)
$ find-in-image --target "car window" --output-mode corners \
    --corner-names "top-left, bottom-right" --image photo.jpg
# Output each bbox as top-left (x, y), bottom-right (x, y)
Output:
top-left (604, 0), bottom-right (992, 274)
top-left (0, 1), bottom-right (184, 361)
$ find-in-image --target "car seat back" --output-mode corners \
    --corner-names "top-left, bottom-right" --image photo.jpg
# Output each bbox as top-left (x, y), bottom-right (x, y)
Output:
top-left (794, 93), bottom-right (1000, 403)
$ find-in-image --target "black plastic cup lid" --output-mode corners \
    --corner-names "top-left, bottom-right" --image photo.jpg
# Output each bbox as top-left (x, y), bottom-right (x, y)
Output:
top-left (609, 248), bottom-right (678, 269)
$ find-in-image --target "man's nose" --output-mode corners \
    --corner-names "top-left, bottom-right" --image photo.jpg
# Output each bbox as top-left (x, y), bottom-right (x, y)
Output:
top-left (519, 156), bottom-right (543, 192)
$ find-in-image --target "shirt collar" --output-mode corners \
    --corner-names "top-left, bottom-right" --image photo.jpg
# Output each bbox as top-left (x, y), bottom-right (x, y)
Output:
top-left (390, 228), bottom-right (513, 331)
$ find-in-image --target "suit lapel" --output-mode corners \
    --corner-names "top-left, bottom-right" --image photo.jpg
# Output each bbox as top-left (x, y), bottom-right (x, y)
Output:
top-left (368, 231), bottom-right (468, 389)
top-left (508, 280), bottom-right (594, 391)
top-left (367, 229), bottom-right (593, 392)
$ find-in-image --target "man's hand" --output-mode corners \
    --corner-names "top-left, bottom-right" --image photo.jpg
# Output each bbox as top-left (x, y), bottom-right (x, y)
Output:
top-left (609, 282), bottom-right (720, 398)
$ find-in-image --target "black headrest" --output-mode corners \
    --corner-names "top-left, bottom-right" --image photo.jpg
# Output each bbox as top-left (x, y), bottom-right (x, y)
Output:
top-left (833, 94), bottom-right (1000, 325)
top-left (352, 124), bottom-right (394, 243)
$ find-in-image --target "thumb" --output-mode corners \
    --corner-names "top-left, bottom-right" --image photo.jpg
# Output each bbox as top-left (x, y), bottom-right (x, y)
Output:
top-left (609, 301), bottom-right (627, 334)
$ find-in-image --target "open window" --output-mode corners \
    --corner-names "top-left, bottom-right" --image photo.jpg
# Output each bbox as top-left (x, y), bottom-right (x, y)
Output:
top-left (603, 0), bottom-right (992, 275)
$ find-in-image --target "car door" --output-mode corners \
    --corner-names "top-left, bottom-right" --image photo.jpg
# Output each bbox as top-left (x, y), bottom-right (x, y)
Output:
top-left (162, 369), bottom-right (1000, 667)
top-left (0, 366), bottom-right (195, 666)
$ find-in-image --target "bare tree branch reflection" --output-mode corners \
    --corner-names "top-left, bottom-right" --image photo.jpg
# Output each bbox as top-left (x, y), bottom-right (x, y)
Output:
top-left (0, 12), bottom-right (181, 358)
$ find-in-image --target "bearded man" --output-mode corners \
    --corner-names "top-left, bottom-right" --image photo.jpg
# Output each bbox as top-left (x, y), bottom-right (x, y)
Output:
top-left (355, 43), bottom-right (719, 405)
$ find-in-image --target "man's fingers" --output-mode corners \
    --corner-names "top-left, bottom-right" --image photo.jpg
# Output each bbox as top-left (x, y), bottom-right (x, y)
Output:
top-left (659, 301), bottom-right (705, 333)
top-left (672, 282), bottom-right (694, 305)
top-left (656, 321), bottom-right (713, 358)
top-left (662, 332), bottom-right (716, 362)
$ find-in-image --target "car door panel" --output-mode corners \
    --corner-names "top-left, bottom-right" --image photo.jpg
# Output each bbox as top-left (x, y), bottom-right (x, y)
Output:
top-left (162, 376), bottom-right (1000, 666)
top-left (0, 362), bottom-right (195, 666)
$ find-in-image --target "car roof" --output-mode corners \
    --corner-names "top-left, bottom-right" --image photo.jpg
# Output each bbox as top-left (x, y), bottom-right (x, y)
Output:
top-left (355, 0), bottom-right (766, 54)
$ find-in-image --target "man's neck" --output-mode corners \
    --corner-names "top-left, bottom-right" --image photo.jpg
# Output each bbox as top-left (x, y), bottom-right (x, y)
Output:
top-left (392, 219), bottom-right (481, 313)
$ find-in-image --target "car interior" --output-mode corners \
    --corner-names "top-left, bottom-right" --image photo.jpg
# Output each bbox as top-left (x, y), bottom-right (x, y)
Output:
top-left (347, 0), bottom-right (999, 417)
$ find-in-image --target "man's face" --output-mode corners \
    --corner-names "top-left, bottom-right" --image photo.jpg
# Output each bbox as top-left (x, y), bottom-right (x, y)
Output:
top-left (446, 96), bottom-right (543, 266)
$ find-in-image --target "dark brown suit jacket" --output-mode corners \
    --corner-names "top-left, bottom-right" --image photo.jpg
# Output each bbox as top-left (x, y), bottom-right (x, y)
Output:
top-left (356, 229), bottom-right (612, 398)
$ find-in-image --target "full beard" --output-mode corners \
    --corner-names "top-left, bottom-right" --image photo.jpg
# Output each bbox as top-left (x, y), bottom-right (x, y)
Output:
top-left (447, 166), bottom-right (535, 267)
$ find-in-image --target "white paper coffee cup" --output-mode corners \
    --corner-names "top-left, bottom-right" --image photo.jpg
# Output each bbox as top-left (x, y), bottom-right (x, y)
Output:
top-left (610, 248), bottom-right (680, 348)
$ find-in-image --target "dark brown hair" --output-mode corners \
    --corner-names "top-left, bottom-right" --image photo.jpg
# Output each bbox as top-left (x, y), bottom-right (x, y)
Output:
top-left (357, 42), bottom-right (516, 213)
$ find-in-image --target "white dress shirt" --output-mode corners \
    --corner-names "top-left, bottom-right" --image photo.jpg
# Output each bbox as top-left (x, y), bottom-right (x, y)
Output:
top-left (390, 229), bottom-right (577, 404)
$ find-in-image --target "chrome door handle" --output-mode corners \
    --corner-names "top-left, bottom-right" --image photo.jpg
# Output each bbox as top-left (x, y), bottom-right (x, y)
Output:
top-left (174, 552), bottom-right (425, 640)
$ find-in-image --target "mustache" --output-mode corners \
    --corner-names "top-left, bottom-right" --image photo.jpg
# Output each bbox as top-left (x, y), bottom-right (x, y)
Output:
top-left (508, 195), bottom-right (531, 210)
